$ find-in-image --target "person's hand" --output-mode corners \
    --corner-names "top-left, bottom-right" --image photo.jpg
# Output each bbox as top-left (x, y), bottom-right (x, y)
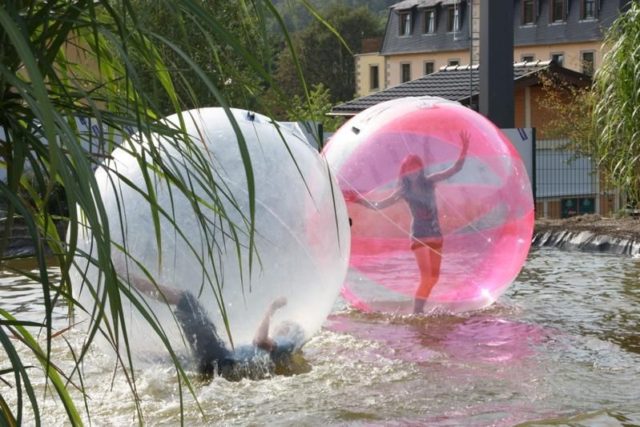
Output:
top-left (270, 296), bottom-right (287, 312)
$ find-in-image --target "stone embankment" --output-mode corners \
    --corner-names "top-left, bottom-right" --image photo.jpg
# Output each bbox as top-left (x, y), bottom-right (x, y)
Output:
top-left (533, 214), bottom-right (640, 257)
top-left (0, 215), bottom-right (67, 258)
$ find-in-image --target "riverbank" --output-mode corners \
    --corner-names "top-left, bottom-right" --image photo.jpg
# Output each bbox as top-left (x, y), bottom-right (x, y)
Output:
top-left (535, 213), bottom-right (640, 240)
top-left (532, 214), bottom-right (640, 256)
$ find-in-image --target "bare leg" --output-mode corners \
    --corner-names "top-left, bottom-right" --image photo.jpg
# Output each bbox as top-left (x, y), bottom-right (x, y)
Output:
top-left (412, 239), bottom-right (443, 313)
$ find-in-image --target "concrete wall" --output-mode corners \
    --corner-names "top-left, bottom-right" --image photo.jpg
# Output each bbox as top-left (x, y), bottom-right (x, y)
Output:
top-left (514, 41), bottom-right (603, 73)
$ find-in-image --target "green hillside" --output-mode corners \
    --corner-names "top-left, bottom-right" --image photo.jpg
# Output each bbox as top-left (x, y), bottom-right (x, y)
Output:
top-left (273, 0), bottom-right (396, 32)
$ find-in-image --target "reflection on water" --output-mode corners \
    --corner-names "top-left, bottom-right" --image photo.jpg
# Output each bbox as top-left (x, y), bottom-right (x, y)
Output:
top-left (0, 265), bottom-right (67, 325)
top-left (1, 247), bottom-right (640, 425)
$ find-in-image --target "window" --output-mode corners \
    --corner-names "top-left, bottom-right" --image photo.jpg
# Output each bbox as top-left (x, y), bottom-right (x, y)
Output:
top-left (551, 53), bottom-right (564, 66)
top-left (446, 6), bottom-right (459, 32)
top-left (424, 61), bottom-right (435, 75)
top-left (521, 54), bottom-right (535, 62)
top-left (370, 65), bottom-right (380, 90)
top-left (423, 8), bottom-right (436, 34)
top-left (581, 0), bottom-right (597, 19)
top-left (448, 59), bottom-right (460, 66)
top-left (581, 51), bottom-right (594, 76)
top-left (399, 12), bottom-right (412, 36)
top-left (522, 0), bottom-right (535, 25)
top-left (551, 0), bottom-right (566, 22)
top-left (401, 63), bottom-right (411, 83)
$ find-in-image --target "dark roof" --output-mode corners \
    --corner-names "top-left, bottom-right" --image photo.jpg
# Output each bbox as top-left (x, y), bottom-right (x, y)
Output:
top-left (391, 0), bottom-right (457, 10)
top-left (382, 2), bottom-right (470, 55)
top-left (381, 0), bottom-right (629, 56)
top-left (513, 0), bottom-right (627, 47)
top-left (330, 60), bottom-right (589, 116)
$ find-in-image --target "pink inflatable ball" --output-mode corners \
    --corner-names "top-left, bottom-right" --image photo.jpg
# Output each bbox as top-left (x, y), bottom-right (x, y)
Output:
top-left (323, 96), bottom-right (534, 314)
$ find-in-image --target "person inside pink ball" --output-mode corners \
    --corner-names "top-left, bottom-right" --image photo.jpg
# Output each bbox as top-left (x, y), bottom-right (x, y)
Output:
top-left (346, 131), bottom-right (470, 313)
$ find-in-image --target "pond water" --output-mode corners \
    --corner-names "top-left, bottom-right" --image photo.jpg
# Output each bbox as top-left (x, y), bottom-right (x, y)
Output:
top-left (2, 247), bottom-right (640, 426)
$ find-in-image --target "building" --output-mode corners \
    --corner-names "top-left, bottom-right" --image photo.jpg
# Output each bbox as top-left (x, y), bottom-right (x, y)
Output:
top-left (356, 0), bottom-right (629, 97)
top-left (336, 60), bottom-right (588, 135)
top-left (333, 60), bottom-right (620, 219)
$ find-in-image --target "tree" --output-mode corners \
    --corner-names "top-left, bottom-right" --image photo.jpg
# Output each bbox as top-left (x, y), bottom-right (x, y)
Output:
top-left (270, 0), bottom-right (395, 33)
top-left (274, 4), bottom-right (384, 104)
top-left (592, 1), bottom-right (640, 205)
top-left (286, 83), bottom-right (345, 146)
top-left (536, 71), bottom-right (596, 151)
top-left (130, 0), bottom-right (279, 114)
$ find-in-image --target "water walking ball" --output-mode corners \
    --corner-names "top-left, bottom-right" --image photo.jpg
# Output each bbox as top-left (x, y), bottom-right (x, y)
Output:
top-left (71, 108), bottom-right (350, 359)
top-left (323, 96), bottom-right (534, 313)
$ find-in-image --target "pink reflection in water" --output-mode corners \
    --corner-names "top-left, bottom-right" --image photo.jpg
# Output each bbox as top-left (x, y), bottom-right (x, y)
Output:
top-left (325, 311), bottom-right (549, 365)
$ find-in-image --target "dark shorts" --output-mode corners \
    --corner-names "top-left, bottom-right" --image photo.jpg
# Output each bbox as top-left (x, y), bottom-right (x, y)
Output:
top-left (410, 236), bottom-right (443, 251)
top-left (411, 217), bottom-right (441, 248)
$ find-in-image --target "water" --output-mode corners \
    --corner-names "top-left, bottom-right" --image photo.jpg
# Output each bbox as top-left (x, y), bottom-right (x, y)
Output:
top-left (2, 248), bottom-right (640, 426)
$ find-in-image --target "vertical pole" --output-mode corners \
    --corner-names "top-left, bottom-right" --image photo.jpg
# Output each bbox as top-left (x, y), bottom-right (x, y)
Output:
top-left (479, 0), bottom-right (514, 128)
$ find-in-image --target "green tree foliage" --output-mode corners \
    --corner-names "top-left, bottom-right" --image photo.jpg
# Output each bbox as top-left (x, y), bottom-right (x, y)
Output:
top-left (592, 1), bottom-right (640, 204)
top-left (130, 0), bottom-right (278, 114)
top-left (536, 71), bottom-right (596, 148)
top-left (272, 0), bottom-right (395, 33)
top-left (274, 4), bottom-right (384, 104)
top-left (286, 83), bottom-right (345, 141)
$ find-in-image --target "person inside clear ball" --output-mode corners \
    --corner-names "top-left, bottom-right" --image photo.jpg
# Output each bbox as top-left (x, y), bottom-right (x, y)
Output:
top-left (344, 131), bottom-right (470, 314)
top-left (113, 259), bottom-right (309, 381)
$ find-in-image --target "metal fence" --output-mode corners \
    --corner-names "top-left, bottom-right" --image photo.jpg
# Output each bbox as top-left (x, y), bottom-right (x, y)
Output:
top-left (534, 139), bottom-right (621, 219)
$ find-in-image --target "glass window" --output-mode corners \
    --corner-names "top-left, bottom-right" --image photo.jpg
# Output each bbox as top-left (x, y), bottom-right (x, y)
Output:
top-left (399, 12), bottom-right (412, 36)
top-left (582, 0), bottom-right (596, 19)
top-left (446, 6), bottom-right (459, 32)
top-left (551, 53), bottom-right (564, 66)
top-left (448, 59), bottom-right (460, 66)
top-left (551, 0), bottom-right (565, 22)
top-left (522, 0), bottom-right (535, 24)
top-left (401, 63), bottom-right (411, 83)
top-left (423, 9), bottom-right (436, 34)
top-left (370, 65), bottom-right (380, 90)
top-left (521, 55), bottom-right (535, 62)
top-left (424, 61), bottom-right (435, 75)
top-left (581, 51), bottom-right (594, 76)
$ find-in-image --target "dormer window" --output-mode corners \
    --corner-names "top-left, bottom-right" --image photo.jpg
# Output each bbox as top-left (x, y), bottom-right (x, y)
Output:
top-left (399, 12), bottom-right (412, 36)
top-left (581, 0), bottom-right (597, 19)
top-left (423, 8), bottom-right (436, 34)
top-left (446, 5), bottom-right (460, 32)
top-left (551, 0), bottom-right (566, 23)
top-left (522, 0), bottom-right (536, 25)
